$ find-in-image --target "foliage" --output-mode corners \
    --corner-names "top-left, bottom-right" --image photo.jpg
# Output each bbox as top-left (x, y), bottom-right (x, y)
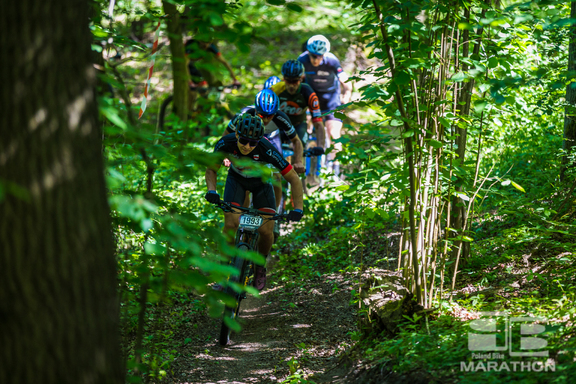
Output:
top-left (88, 0), bottom-right (576, 380)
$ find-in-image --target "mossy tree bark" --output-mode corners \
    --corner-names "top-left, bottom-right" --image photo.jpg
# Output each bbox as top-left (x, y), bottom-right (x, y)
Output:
top-left (162, 0), bottom-right (189, 123)
top-left (0, 0), bottom-right (124, 383)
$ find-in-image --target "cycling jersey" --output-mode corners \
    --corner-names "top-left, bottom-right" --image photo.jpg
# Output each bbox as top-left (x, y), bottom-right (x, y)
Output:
top-left (270, 82), bottom-right (322, 126)
top-left (214, 133), bottom-right (293, 178)
top-left (298, 52), bottom-right (344, 94)
top-left (227, 107), bottom-right (297, 138)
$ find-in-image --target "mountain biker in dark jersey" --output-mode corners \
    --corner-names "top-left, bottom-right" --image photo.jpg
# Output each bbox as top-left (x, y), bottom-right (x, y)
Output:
top-left (205, 114), bottom-right (304, 290)
top-left (299, 35), bottom-right (351, 176)
top-left (223, 90), bottom-right (305, 211)
top-left (271, 59), bottom-right (326, 149)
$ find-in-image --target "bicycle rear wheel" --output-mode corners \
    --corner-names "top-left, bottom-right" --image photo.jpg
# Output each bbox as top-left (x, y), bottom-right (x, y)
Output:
top-left (219, 245), bottom-right (251, 346)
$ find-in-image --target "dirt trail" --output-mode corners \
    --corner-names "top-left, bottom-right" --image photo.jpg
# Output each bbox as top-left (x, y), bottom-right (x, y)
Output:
top-left (167, 256), bottom-right (358, 383)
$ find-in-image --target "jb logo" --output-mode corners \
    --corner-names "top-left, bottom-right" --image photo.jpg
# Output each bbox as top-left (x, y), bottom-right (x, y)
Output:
top-left (468, 312), bottom-right (548, 357)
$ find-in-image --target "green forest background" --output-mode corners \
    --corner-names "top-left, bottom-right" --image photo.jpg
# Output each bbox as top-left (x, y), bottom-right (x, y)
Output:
top-left (3, 0), bottom-right (576, 383)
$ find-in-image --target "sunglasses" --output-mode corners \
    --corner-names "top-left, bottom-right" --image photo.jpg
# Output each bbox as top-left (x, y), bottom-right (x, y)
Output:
top-left (258, 113), bottom-right (274, 119)
top-left (285, 78), bottom-right (301, 85)
top-left (310, 53), bottom-right (323, 60)
top-left (238, 136), bottom-right (259, 147)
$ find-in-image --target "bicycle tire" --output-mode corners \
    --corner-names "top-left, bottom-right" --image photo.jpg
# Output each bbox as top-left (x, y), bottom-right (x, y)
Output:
top-left (218, 244), bottom-right (251, 346)
top-left (158, 94), bottom-right (174, 131)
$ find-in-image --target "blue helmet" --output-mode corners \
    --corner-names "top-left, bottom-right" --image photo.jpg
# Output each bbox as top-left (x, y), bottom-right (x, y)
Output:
top-left (254, 89), bottom-right (279, 116)
top-left (281, 60), bottom-right (304, 78)
top-left (264, 75), bottom-right (281, 89)
top-left (307, 35), bottom-right (330, 56)
top-left (235, 113), bottom-right (264, 140)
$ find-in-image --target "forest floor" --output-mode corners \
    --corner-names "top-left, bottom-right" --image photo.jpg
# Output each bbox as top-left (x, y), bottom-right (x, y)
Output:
top-left (165, 254), bottom-right (360, 383)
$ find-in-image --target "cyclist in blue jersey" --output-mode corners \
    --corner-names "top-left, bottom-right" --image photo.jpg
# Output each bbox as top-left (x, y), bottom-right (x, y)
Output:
top-left (299, 35), bottom-right (351, 177)
top-left (206, 114), bottom-right (304, 289)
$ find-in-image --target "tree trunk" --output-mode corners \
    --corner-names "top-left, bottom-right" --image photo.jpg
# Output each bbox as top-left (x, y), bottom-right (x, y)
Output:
top-left (0, 1), bottom-right (124, 383)
top-left (563, 1), bottom-right (576, 180)
top-left (162, 0), bottom-right (189, 123)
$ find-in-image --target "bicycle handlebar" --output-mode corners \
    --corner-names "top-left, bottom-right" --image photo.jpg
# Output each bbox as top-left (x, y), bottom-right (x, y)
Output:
top-left (213, 200), bottom-right (290, 221)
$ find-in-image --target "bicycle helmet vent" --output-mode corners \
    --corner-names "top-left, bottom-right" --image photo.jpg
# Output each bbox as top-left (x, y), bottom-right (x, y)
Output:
top-left (281, 60), bottom-right (304, 78)
top-left (236, 113), bottom-right (264, 140)
top-left (264, 75), bottom-right (281, 89)
top-left (254, 89), bottom-right (279, 115)
top-left (307, 35), bottom-right (330, 56)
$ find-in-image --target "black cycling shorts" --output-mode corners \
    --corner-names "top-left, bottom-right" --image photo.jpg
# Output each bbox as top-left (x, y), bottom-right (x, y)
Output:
top-left (224, 170), bottom-right (276, 211)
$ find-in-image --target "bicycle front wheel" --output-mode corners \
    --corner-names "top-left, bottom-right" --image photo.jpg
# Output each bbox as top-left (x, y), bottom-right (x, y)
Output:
top-left (218, 248), bottom-right (250, 346)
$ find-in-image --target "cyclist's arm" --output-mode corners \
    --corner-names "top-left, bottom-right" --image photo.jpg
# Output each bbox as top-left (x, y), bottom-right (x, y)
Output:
top-left (282, 169), bottom-right (304, 211)
top-left (205, 165), bottom-right (221, 191)
top-left (338, 72), bottom-right (352, 104)
top-left (313, 120), bottom-right (326, 148)
top-left (289, 135), bottom-right (305, 174)
top-left (306, 90), bottom-right (326, 148)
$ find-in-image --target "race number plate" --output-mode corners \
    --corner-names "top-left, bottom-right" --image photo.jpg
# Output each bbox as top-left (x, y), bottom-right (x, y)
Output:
top-left (239, 214), bottom-right (263, 229)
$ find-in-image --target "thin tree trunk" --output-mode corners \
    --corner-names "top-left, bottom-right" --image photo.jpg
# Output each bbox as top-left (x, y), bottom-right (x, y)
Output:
top-left (563, 1), bottom-right (576, 180)
top-left (162, 1), bottom-right (188, 123)
top-left (0, 0), bottom-right (124, 382)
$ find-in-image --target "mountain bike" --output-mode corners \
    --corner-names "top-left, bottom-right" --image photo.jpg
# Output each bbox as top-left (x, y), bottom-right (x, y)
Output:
top-left (212, 200), bottom-right (290, 346)
top-left (157, 83), bottom-right (239, 136)
top-left (272, 145), bottom-right (323, 243)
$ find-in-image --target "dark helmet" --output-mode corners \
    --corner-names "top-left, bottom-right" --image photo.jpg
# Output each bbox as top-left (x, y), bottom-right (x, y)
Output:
top-left (254, 89), bottom-right (279, 115)
top-left (281, 59), bottom-right (305, 78)
top-left (236, 113), bottom-right (264, 140)
top-left (264, 75), bottom-right (281, 89)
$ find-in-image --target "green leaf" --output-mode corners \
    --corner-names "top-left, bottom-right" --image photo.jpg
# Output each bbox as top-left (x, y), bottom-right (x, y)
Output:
top-left (510, 181), bottom-right (526, 193)
top-left (286, 3), bottom-right (303, 12)
top-left (208, 13), bottom-right (223, 26)
top-left (100, 106), bottom-right (128, 130)
top-left (144, 242), bottom-right (166, 255)
top-left (334, 111), bottom-right (346, 120)
top-left (474, 100), bottom-right (488, 114)
top-left (438, 117), bottom-right (451, 128)
top-left (223, 316), bottom-right (242, 332)
top-left (266, 0), bottom-right (285, 4)
top-left (402, 130), bottom-right (415, 138)
top-left (488, 57), bottom-right (498, 69)
top-left (335, 184), bottom-right (350, 191)
top-left (451, 71), bottom-right (467, 82)
top-left (395, 71), bottom-right (411, 85)
top-left (428, 139), bottom-right (443, 149)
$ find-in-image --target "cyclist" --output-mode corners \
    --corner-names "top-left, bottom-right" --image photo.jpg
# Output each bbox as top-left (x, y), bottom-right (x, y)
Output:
top-left (205, 114), bottom-right (304, 290)
top-left (264, 75), bottom-right (281, 89)
top-left (223, 90), bottom-right (305, 208)
top-left (184, 38), bottom-right (240, 88)
top-left (298, 35), bottom-right (351, 177)
top-left (271, 59), bottom-right (326, 149)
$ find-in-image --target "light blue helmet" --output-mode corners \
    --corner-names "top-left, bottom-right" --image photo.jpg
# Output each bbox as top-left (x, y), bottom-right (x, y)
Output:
top-left (264, 75), bottom-right (281, 89)
top-left (307, 35), bottom-right (330, 56)
top-left (254, 89), bottom-right (279, 116)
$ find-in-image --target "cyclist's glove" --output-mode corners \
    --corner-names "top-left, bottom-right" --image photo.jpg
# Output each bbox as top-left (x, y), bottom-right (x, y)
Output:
top-left (205, 190), bottom-right (220, 204)
top-left (310, 146), bottom-right (325, 156)
top-left (288, 209), bottom-right (303, 222)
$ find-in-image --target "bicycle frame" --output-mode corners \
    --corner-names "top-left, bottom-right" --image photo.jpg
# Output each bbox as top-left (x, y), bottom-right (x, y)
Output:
top-left (214, 200), bottom-right (287, 346)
